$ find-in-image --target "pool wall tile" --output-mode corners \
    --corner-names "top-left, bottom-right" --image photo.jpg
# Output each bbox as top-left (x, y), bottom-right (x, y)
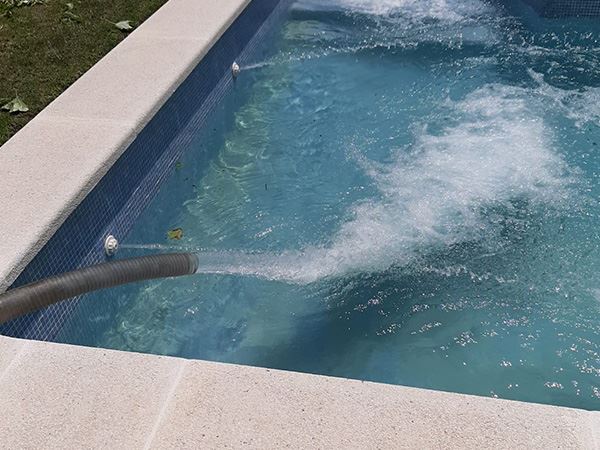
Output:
top-left (522, 0), bottom-right (600, 17)
top-left (0, 0), bottom-right (293, 340)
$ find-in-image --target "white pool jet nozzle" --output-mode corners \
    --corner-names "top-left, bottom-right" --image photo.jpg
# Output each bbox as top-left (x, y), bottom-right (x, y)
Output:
top-left (232, 61), bottom-right (241, 78)
top-left (0, 253), bottom-right (199, 325)
top-left (104, 235), bottom-right (119, 256)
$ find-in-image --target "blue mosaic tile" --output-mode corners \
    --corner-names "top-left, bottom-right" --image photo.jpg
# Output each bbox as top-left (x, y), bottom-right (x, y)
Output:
top-left (0, 0), bottom-right (294, 340)
top-left (522, 0), bottom-right (600, 17)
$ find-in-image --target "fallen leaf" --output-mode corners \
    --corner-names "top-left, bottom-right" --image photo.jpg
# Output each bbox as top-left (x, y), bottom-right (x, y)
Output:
top-left (113, 20), bottom-right (133, 32)
top-left (167, 228), bottom-right (184, 240)
top-left (7, 0), bottom-right (46, 6)
top-left (62, 10), bottom-right (80, 22)
top-left (1, 96), bottom-right (29, 114)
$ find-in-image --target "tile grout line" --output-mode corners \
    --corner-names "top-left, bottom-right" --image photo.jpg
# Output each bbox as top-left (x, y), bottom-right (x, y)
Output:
top-left (143, 359), bottom-right (189, 450)
top-left (590, 412), bottom-right (600, 450)
top-left (0, 341), bottom-right (30, 385)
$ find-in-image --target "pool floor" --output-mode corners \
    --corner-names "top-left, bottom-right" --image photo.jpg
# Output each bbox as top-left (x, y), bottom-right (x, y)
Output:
top-left (59, 0), bottom-right (600, 410)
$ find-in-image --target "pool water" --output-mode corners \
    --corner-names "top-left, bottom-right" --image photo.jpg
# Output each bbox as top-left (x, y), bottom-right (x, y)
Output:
top-left (59, 0), bottom-right (600, 410)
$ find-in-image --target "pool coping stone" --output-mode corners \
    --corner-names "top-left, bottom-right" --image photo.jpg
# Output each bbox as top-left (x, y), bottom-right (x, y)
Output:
top-left (0, 335), bottom-right (598, 449)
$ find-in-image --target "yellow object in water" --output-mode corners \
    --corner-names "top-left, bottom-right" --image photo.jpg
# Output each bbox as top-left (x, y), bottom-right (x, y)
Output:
top-left (167, 228), bottom-right (183, 240)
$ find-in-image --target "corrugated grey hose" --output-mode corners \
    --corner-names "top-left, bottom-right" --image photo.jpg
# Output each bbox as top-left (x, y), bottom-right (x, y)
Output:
top-left (0, 253), bottom-right (199, 325)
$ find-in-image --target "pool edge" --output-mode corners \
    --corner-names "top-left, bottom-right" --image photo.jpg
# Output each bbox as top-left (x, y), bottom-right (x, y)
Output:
top-left (0, 334), bottom-right (597, 448)
top-left (0, 0), bottom-right (251, 293)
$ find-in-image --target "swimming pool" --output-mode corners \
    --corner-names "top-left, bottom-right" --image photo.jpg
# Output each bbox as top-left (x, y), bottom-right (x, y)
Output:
top-left (28, 0), bottom-right (600, 410)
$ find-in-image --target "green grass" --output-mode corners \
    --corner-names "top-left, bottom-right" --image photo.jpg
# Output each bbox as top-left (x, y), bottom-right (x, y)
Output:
top-left (0, 0), bottom-right (168, 145)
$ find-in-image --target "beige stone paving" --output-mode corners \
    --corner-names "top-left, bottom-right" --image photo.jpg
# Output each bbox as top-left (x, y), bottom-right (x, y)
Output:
top-left (0, 336), bottom-right (597, 449)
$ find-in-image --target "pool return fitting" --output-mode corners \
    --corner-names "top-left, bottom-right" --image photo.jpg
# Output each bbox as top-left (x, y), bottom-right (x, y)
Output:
top-left (0, 253), bottom-right (199, 325)
top-left (232, 61), bottom-right (241, 78)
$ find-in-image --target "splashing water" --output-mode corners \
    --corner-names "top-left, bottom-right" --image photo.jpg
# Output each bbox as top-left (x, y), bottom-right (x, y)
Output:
top-left (129, 82), bottom-right (576, 284)
top-left (295, 0), bottom-right (493, 21)
top-left (292, 84), bottom-right (574, 281)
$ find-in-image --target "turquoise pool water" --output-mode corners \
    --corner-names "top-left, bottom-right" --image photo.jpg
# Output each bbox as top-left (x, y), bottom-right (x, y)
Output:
top-left (59, 0), bottom-right (600, 410)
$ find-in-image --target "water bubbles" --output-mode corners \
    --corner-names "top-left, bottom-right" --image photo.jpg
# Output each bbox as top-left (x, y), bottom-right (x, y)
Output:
top-left (295, 0), bottom-right (493, 24)
top-left (454, 331), bottom-right (478, 347)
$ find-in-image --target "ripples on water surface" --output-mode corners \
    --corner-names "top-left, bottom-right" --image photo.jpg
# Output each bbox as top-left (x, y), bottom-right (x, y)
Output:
top-left (60, 0), bottom-right (600, 409)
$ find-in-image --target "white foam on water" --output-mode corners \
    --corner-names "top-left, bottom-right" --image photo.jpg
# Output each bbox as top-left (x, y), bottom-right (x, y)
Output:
top-left (194, 84), bottom-right (576, 284)
top-left (246, 0), bottom-right (503, 74)
top-left (528, 69), bottom-right (600, 128)
top-left (295, 0), bottom-right (493, 22)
